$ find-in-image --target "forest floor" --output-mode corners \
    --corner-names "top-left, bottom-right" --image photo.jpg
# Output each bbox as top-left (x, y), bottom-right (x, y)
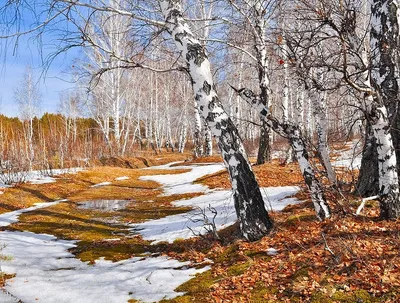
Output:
top-left (0, 148), bottom-right (398, 302)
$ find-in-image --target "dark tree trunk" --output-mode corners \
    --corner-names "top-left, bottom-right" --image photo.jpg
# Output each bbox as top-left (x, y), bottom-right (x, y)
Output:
top-left (256, 120), bottom-right (271, 165)
top-left (356, 121), bottom-right (379, 197)
top-left (218, 119), bottom-right (273, 241)
top-left (161, 0), bottom-right (273, 241)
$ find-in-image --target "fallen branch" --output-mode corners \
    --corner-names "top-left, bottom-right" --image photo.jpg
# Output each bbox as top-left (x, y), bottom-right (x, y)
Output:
top-left (321, 232), bottom-right (339, 264)
top-left (356, 195), bottom-right (379, 215)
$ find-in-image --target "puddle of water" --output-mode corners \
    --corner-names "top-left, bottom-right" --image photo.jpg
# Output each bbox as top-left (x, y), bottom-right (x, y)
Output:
top-left (77, 200), bottom-right (131, 211)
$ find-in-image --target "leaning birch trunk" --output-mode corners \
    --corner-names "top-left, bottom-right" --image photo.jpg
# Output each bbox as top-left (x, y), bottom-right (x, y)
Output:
top-left (369, 0), bottom-right (400, 219)
top-left (309, 87), bottom-right (336, 184)
top-left (233, 87), bottom-right (331, 220)
top-left (161, 0), bottom-right (273, 240)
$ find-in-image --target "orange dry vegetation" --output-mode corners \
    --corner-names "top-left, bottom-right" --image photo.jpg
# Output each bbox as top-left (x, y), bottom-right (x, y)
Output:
top-left (196, 160), bottom-right (304, 189)
top-left (94, 152), bottom-right (191, 168)
top-left (163, 203), bottom-right (400, 303)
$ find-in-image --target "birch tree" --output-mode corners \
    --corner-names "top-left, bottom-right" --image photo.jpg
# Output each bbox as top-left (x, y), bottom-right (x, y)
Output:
top-left (369, 0), bottom-right (400, 219)
top-left (14, 66), bottom-right (42, 171)
top-left (160, 0), bottom-right (273, 240)
top-left (224, 0), bottom-right (273, 164)
top-left (303, 0), bottom-right (400, 218)
top-left (232, 86), bottom-right (331, 220)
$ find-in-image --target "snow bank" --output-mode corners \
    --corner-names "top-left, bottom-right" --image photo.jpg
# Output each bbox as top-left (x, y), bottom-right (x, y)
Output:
top-left (140, 163), bottom-right (225, 195)
top-left (0, 200), bottom-right (66, 227)
top-left (0, 168), bottom-right (84, 188)
top-left (0, 231), bottom-right (209, 303)
top-left (133, 186), bottom-right (300, 243)
top-left (90, 181), bottom-right (112, 188)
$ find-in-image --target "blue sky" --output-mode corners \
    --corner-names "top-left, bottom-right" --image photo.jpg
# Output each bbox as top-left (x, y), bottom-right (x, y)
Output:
top-left (0, 2), bottom-right (81, 118)
top-left (0, 38), bottom-right (78, 117)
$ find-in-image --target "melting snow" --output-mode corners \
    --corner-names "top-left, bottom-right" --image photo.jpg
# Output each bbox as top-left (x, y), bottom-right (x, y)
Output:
top-left (135, 162), bottom-right (300, 243)
top-left (115, 176), bottom-right (130, 181)
top-left (332, 140), bottom-right (363, 170)
top-left (0, 161), bottom-right (301, 302)
top-left (133, 186), bottom-right (300, 243)
top-left (140, 163), bottom-right (225, 195)
top-left (0, 200), bottom-right (67, 227)
top-left (0, 168), bottom-right (84, 188)
top-left (0, 231), bottom-right (208, 303)
top-left (90, 181), bottom-right (112, 188)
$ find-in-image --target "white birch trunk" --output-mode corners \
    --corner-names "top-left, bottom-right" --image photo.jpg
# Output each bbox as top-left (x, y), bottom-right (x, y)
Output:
top-left (161, 0), bottom-right (273, 241)
top-left (309, 87), bottom-right (336, 184)
top-left (252, 0), bottom-right (272, 164)
top-left (193, 102), bottom-right (203, 157)
top-left (369, 0), bottom-right (400, 218)
top-left (234, 87), bottom-right (331, 220)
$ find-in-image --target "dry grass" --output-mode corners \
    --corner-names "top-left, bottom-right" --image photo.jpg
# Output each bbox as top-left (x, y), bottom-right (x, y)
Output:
top-left (1, 162), bottom-right (202, 262)
top-left (196, 160), bottom-right (304, 189)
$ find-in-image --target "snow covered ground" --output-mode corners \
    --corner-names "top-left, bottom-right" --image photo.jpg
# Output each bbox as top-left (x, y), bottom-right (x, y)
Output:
top-left (135, 163), bottom-right (300, 243)
top-left (332, 140), bottom-right (363, 170)
top-left (141, 163), bottom-right (225, 195)
top-left (0, 231), bottom-right (208, 303)
top-left (0, 168), bottom-right (84, 188)
top-left (0, 200), bottom-right (67, 227)
top-left (134, 186), bottom-right (300, 243)
top-left (0, 162), bottom-right (301, 302)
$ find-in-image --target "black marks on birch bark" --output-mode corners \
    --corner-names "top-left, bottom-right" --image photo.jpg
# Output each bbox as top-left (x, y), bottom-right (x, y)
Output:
top-left (186, 43), bottom-right (206, 65)
top-left (218, 123), bottom-right (273, 241)
top-left (203, 81), bottom-right (211, 95)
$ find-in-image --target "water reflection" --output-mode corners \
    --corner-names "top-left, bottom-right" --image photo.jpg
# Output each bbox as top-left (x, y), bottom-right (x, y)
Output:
top-left (77, 200), bottom-right (131, 211)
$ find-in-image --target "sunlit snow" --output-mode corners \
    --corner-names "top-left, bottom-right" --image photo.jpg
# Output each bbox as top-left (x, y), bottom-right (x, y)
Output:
top-left (0, 200), bottom-right (67, 227)
top-left (0, 161), bottom-right (301, 302)
top-left (135, 163), bottom-right (300, 243)
top-left (0, 168), bottom-right (84, 188)
top-left (0, 231), bottom-right (209, 303)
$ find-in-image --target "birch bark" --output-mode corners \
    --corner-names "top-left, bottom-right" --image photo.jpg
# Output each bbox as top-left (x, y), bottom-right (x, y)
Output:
top-left (233, 87), bottom-right (331, 220)
top-left (369, 0), bottom-right (400, 219)
top-left (309, 85), bottom-right (336, 184)
top-left (161, 0), bottom-right (273, 240)
top-left (252, 0), bottom-right (272, 165)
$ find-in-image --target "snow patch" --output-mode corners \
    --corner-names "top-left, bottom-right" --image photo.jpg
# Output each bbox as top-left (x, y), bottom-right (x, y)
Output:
top-left (90, 181), bottom-right (112, 188)
top-left (0, 168), bottom-right (84, 187)
top-left (0, 231), bottom-right (209, 303)
top-left (266, 248), bottom-right (279, 256)
top-left (332, 140), bottom-right (363, 170)
top-left (133, 186), bottom-right (300, 243)
top-left (140, 163), bottom-right (225, 195)
top-left (0, 200), bottom-right (67, 227)
top-left (115, 176), bottom-right (129, 181)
